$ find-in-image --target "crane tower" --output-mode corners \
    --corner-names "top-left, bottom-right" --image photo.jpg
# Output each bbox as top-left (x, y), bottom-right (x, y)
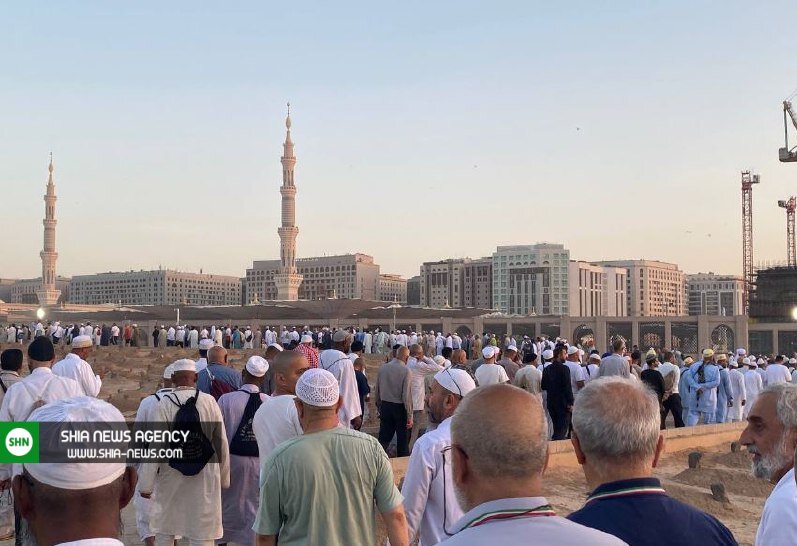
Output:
top-left (779, 197), bottom-right (797, 267)
top-left (741, 170), bottom-right (760, 313)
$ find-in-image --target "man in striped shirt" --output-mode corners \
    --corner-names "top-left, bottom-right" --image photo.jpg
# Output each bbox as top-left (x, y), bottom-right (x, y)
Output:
top-left (567, 377), bottom-right (737, 545)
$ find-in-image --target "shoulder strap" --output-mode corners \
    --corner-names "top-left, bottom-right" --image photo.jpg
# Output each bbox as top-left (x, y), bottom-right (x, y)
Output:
top-left (0, 377), bottom-right (7, 393)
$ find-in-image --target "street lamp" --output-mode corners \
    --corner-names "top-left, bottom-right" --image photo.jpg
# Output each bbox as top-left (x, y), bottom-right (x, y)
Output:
top-left (36, 308), bottom-right (45, 321)
top-left (388, 302), bottom-right (402, 332)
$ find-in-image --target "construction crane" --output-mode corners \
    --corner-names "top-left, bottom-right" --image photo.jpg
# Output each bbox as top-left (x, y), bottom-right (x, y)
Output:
top-left (741, 170), bottom-right (760, 313)
top-left (779, 197), bottom-right (797, 267)
top-left (780, 100), bottom-right (797, 162)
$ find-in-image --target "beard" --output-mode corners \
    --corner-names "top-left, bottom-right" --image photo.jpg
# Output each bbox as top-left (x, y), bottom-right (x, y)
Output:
top-left (19, 518), bottom-right (38, 546)
top-left (749, 438), bottom-right (793, 481)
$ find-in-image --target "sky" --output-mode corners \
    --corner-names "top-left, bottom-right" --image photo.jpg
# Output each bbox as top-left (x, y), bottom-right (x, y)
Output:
top-left (2, 1), bottom-right (796, 280)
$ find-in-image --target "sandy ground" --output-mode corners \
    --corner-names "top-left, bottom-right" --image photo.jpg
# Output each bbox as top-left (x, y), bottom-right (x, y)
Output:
top-left (0, 344), bottom-right (769, 546)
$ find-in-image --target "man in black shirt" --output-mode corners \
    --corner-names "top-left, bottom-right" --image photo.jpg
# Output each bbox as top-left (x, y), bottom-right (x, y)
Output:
top-left (541, 345), bottom-right (574, 440)
top-left (640, 350), bottom-right (665, 429)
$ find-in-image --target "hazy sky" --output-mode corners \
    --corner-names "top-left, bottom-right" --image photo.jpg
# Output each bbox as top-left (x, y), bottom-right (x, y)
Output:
top-left (2, 1), bottom-right (797, 280)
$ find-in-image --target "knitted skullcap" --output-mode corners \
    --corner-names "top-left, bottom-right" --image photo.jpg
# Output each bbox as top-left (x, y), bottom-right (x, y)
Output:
top-left (295, 368), bottom-right (339, 407)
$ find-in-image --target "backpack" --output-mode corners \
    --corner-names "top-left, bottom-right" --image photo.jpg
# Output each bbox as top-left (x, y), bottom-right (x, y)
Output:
top-left (203, 368), bottom-right (235, 400)
top-left (246, 332), bottom-right (253, 342)
top-left (228, 391), bottom-right (263, 457)
top-left (165, 388), bottom-right (215, 476)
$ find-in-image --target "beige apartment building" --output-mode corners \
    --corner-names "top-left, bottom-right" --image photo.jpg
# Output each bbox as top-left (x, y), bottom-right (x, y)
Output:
top-left (686, 273), bottom-right (744, 316)
top-left (595, 260), bottom-right (686, 316)
top-left (69, 270), bottom-right (241, 306)
top-left (568, 261), bottom-right (628, 317)
top-left (420, 258), bottom-right (493, 309)
top-left (378, 273), bottom-right (408, 303)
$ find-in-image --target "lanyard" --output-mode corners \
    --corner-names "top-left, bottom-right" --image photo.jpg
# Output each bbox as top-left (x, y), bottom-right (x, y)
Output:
top-left (462, 505), bottom-right (556, 529)
top-left (585, 484), bottom-right (666, 505)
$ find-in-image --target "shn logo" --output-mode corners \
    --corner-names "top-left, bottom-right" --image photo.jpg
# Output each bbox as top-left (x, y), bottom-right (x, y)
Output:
top-left (6, 428), bottom-right (32, 457)
top-left (0, 422), bottom-right (39, 463)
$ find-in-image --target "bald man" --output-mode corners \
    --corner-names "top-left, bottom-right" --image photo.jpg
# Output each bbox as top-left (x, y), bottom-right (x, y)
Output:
top-left (197, 346), bottom-right (241, 398)
top-left (252, 351), bottom-right (310, 460)
top-left (375, 346), bottom-right (413, 457)
top-left (444, 384), bottom-right (624, 545)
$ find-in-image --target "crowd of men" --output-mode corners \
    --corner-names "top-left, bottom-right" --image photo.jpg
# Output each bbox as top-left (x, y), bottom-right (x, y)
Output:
top-left (1, 323), bottom-right (797, 545)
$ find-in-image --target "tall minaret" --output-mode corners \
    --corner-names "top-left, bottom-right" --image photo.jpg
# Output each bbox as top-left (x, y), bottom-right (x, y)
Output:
top-left (273, 104), bottom-right (303, 301)
top-left (36, 154), bottom-right (61, 306)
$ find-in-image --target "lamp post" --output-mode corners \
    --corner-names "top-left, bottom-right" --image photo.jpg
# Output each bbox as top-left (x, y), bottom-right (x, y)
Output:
top-left (388, 302), bottom-right (401, 332)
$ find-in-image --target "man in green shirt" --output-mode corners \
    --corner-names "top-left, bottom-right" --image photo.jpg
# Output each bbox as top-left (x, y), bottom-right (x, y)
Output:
top-left (253, 368), bottom-right (409, 546)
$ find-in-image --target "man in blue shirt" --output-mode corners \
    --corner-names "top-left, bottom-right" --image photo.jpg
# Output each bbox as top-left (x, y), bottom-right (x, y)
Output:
top-left (197, 345), bottom-right (241, 396)
top-left (568, 376), bottom-right (738, 546)
top-left (686, 349), bottom-right (721, 425)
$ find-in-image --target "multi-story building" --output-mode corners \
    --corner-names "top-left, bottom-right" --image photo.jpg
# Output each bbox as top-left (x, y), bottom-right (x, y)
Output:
top-left (0, 279), bottom-right (17, 303)
top-left (244, 253), bottom-right (380, 303)
top-left (686, 273), bottom-right (744, 316)
top-left (420, 258), bottom-right (492, 308)
top-left (492, 244), bottom-right (569, 316)
top-left (568, 261), bottom-right (628, 317)
top-left (68, 270), bottom-right (241, 306)
top-left (595, 260), bottom-right (686, 316)
top-left (378, 274), bottom-right (408, 303)
top-left (406, 275), bottom-right (421, 306)
top-left (10, 277), bottom-right (71, 304)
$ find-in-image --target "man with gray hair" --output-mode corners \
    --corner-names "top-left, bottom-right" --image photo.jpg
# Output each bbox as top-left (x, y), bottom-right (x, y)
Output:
top-left (442, 384), bottom-right (625, 545)
top-left (568, 377), bottom-right (737, 545)
top-left (597, 338), bottom-right (630, 378)
top-left (739, 383), bottom-right (797, 544)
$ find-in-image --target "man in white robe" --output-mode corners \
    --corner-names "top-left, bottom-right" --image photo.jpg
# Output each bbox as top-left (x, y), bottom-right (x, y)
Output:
top-left (401, 368), bottom-right (476, 545)
top-left (253, 351), bottom-right (308, 460)
top-left (727, 359), bottom-right (746, 422)
top-left (407, 345), bottom-right (443, 451)
top-left (188, 327), bottom-right (199, 349)
top-left (364, 330), bottom-right (373, 354)
top-left (133, 362), bottom-right (176, 546)
top-left (52, 335), bottom-right (103, 397)
top-left (318, 330), bottom-right (362, 429)
top-left (218, 356), bottom-right (269, 546)
top-left (138, 358), bottom-right (230, 546)
top-left (743, 358), bottom-right (763, 418)
top-left (0, 337), bottom-right (83, 486)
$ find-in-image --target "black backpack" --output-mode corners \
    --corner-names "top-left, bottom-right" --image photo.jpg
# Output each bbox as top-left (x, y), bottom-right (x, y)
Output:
top-left (229, 391), bottom-right (263, 457)
top-left (165, 388), bottom-right (215, 476)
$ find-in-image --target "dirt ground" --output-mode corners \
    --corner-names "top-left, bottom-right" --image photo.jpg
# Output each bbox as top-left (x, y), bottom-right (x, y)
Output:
top-left (0, 344), bottom-right (768, 546)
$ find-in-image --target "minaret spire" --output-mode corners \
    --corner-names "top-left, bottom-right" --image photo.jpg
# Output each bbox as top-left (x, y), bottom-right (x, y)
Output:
top-left (37, 154), bottom-right (61, 306)
top-left (273, 104), bottom-right (303, 301)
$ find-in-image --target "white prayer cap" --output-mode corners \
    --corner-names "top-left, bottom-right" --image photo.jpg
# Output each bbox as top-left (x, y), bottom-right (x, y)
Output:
top-left (567, 345), bottom-right (579, 356)
top-left (268, 343), bottom-right (284, 352)
top-left (790, 358), bottom-right (797, 365)
top-left (71, 335), bottom-right (93, 349)
top-left (728, 359), bottom-right (738, 368)
top-left (198, 339), bottom-right (214, 350)
top-left (588, 353), bottom-right (601, 362)
top-left (301, 334), bottom-right (313, 343)
top-left (506, 345), bottom-right (518, 352)
top-left (757, 358), bottom-right (766, 365)
top-left (482, 346), bottom-right (497, 359)
top-left (295, 368), bottom-right (339, 408)
top-left (542, 349), bottom-right (554, 360)
top-left (736, 348), bottom-right (747, 356)
top-left (434, 368), bottom-right (476, 397)
top-left (742, 357), bottom-right (751, 365)
top-left (433, 355), bottom-right (446, 366)
top-left (245, 356), bottom-right (269, 377)
top-left (26, 396), bottom-right (126, 490)
top-left (172, 358), bottom-right (196, 372)
top-left (163, 362), bottom-right (177, 379)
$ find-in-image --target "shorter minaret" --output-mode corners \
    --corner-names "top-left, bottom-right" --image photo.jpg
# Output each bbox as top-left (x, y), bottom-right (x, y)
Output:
top-left (273, 104), bottom-right (303, 300)
top-left (36, 154), bottom-right (61, 306)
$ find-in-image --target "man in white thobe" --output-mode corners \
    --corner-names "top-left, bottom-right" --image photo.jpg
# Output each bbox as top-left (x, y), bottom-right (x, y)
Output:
top-left (52, 335), bottom-right (103, 397)
top-left (407, 345), bottom-right (444, 451)
top-left (0, 337), bottom-right (83, 486)
top-left (364, 330), bottom-right (373, 354)
top-left (252, 351), bottom-right (308, 460)
top-left (435, 333), bottom-right (444, 356)
top-left (401, 368), bottom-right (476, 545)
top-left (133, 362), bottom-right (176, 546)
top-left (218, 356), bottom-right (269, 546)
top-left (243, 326), bottom-right (254, 349)
top-left (318, 330), bottom-right (362, 429)
top-left (727, 359), bottom-right (746, 422)
top-left (188, 327), bottom-right (199, 349)
top-left (739, 384), bottom-right (797, 545)
top-left (138, 358), bottom-right (230, 546)
top-left (743, 358), bottom-right (763, 419)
